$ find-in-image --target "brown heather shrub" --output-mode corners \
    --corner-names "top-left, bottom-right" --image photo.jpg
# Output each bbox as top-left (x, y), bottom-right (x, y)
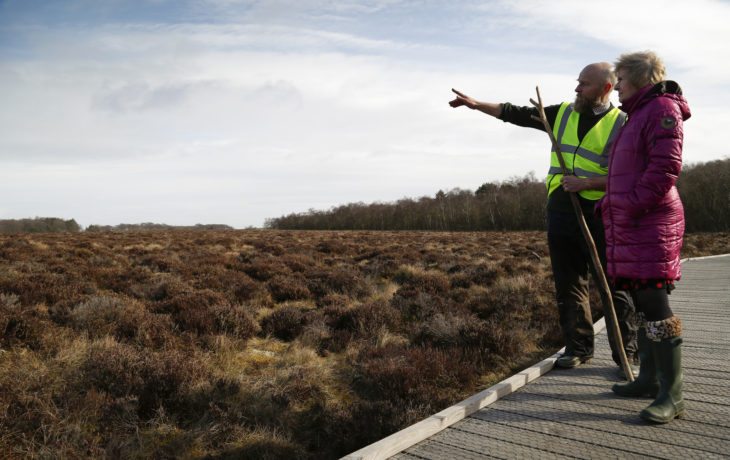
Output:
top-left (0, 236), bottom-right (33, 258)
top-left (189, 344), bottom-right (343, 456)
top-left (241, 257), bottom-right (292, 281)
top-left (79, 339), bottom-right (206, 420)
top-left (136, 252), bottom-right (182, 273)
top-left (305, 266), bottom-right (370, 299)
top-left (93, 265), bottom-right (155, 297)
top-left (260, 363), bottom-right (328, 411)
top-left (331, 399), bottom-right (428, 454)
top-left (268, 274), bottom-right (312, 302)
top-left (4, 381), bottom-right (135, 458)
top-left (137, 349), bottom-right (205, 418)
top-left (154, 288), bottom-right (229, 335)
top-left (296, 319), bottom-right (333, 354)
top-left (231, 273), bottom-right (261, 302)
top-left (0, 271), bottom-right (82, 308)
top-left (467, 274), bottom-right (552, 321)
top-left (315, 292), bottom-right (351, 309)
top-left (209, 303), bottom-right (260, 340)
top-left (474, 318), bottom-right (530, 358)
top-left (183, 373), bottom-right (241, 410)
top-left (392, 265), bottom-right (450, 295)
top-left (203, 428), bottom-right (307, 460)
top-left (450, 261), bottom-right (504, 288)
top-left (352, 343), bottom-right (477, 408)
top-left (0, 341), bottom-right (113, 457)
top-left (0, 292), bottom-right (21, 336)
top-left (448, 286), bottom-right (472, 305)
top-left (70, 295), bottom-right (147, 340)
top-left (448, 272), bottom-right (470, 289)
top-left (1, 295), bottom-right (54, 351)
top-left (129, 313), bottom-right (177, 349)
top-left (192, 268), bottom-right (260, 303)
top-left (326, 301), bottom-right (399, 341)
top-left (390, 285), bottom-right (449, 322)
top-left (382, 242), bottom-right (421, 265)
top-left (128, 421), bottom-right (202, 459)
top-left (315, 238), bottom-right (347, 254)
top-left (279, 253), bottom-right (316, 273)
top-left (235, 249), bottom-right (255, 264)
top-left (81, 392), bottom-right (139, 455)
top-left (414, 312), bottom-right (475, 348)
top-left (682, 232), bottom-right (730, 257)
top-left (251, 240), bottom-right (286, 256)
top-left (500, 255), bottom-right (541, 275)
top-left (133, 274), bottom-right (189, 302)
top-left (67, 293), bottom-right (178, 348)
top-left (361, 254), bottom-right (400, 278)
top-left (3, 394), bottom-right (61, 455)
top-left (353, 248), bottom-right (381, 262)
top-left (0, 350), bottom-right (52, 437)
top-left (82, 337), bottom-right (145, 398)
top-left (260, 305), bottom-right (309, 341)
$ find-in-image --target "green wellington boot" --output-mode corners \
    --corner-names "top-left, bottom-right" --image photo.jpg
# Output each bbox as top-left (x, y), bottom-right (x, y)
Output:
top-left (612, 325), bottom-right (659, 397)
top-left (640, 317), bottom-right (685, 424)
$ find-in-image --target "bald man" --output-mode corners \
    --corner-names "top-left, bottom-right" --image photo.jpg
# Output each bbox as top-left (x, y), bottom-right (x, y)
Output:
top-left (450, 63), bottom-right (638, 376)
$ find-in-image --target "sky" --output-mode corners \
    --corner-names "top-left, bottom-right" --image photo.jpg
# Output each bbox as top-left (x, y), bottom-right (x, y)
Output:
top-left (1, 0), bottom-right (729, 228)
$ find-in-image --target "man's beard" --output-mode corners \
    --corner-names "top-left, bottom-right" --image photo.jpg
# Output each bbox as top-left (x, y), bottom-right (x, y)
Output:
top-left (574, 94), bottom-right (599, 114)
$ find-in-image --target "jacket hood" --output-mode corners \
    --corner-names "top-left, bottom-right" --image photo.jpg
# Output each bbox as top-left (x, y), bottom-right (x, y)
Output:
top-left (620, 80), bottom-right (691, 121)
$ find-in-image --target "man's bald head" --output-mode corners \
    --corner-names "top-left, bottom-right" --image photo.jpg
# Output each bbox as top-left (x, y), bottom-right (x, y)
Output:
top-left (574, 62), bottom-right (615, 113)
top-left (582, 62), bottom-right (616, 87)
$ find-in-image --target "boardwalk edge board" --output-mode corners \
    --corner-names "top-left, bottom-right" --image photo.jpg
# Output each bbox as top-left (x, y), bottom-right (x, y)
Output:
top-left (342, 320), bottom-right (608, 459)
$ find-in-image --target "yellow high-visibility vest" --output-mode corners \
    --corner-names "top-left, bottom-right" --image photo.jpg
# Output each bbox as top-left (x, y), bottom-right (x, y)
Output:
top-left (546, 102), bottom-right (627, 200)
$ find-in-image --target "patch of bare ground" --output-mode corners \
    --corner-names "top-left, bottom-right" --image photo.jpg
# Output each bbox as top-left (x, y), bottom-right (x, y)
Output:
top-left (1, 230), bottom-right (728, 459)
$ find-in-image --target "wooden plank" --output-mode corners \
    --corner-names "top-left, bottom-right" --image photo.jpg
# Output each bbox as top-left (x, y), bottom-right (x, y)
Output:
top-left (467, 399), bottom-right (730, 456)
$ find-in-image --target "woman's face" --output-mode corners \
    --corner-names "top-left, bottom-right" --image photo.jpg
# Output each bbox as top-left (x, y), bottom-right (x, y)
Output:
top-left (615, 68), bottom-right (639, 103)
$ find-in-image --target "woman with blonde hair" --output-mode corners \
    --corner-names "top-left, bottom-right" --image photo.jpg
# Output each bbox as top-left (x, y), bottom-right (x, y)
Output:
top-left (600, 50), bottom-right (691, 424)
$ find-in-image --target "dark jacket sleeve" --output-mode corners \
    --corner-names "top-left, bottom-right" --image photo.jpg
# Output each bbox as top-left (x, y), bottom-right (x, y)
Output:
top-left (498, 103), bottom-right (562, 132)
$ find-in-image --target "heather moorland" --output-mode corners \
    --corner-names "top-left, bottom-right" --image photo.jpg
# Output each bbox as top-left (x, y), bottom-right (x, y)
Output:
top-left (1, 230), bottom-right (728, 459)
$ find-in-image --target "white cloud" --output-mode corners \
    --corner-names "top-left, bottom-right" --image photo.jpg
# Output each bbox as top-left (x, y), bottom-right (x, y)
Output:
top-left (1, 1), bottom-right (728, 227)
top-left (501, 0), bottom-right (730, 84)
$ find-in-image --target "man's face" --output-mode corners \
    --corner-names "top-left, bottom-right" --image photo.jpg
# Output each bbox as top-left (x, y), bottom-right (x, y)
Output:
top-left (574, 67), bottom-right (607, 113)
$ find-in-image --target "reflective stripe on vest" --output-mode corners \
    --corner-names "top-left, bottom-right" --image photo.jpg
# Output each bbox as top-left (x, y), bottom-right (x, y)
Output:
top-left (545, 102), bottom-right (626, 200)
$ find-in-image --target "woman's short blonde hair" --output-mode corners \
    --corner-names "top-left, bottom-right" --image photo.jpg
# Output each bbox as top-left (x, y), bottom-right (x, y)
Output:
top-left (614, 51), bottom-right (666, 88)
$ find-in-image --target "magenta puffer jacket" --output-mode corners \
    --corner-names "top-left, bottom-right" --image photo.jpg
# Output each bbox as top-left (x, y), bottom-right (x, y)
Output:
top-left (600, 81), bottom-right (691, 281)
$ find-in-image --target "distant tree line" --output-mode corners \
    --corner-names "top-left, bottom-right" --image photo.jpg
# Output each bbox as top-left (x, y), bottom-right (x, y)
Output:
top-left (267, 158), bottom-right (730, 232)
top-left (266, 173), bottom-right (547, 231)
top-left (85, 223), bottom-right (234, 232)
top-left (677, 158), bottom-right (730, 232)
top-left (3, 159), bottom-right (726, 234)
top-left (0, 220), bottom-right (234, 234)
top-left (0, 217), bottom-right (81, 234)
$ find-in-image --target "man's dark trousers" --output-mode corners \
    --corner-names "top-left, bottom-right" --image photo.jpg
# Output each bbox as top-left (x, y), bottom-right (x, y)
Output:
top-left (547, 209), bottom-right (638, 364)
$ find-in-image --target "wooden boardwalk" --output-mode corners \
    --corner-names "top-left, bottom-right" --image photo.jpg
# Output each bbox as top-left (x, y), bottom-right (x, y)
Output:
top-left (345, 254), bottom-right (730, 459)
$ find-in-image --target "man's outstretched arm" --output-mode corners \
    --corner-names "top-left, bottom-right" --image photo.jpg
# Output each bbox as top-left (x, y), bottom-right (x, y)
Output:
top-left (449, 89), bottom-right (503, 118)
top-left (450, 88), bottom-right (559, 131)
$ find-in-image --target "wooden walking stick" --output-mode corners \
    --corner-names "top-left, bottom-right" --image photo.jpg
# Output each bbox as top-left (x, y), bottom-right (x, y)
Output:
top-left (530, 87), bottom-right (634, 382)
